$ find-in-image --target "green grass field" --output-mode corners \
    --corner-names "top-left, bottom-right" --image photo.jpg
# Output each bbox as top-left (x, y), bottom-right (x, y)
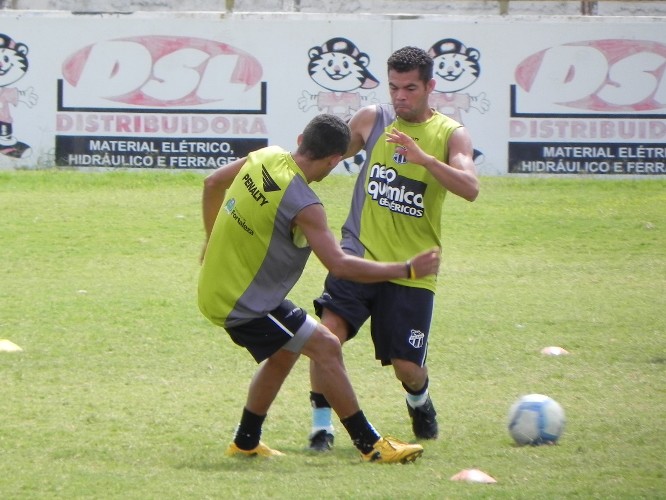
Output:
top-left (1, 171), bottom-right (664, 499)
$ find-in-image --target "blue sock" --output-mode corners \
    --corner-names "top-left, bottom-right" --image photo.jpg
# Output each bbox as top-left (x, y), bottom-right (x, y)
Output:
top-left (310, 392), bottom-right (334, 434)
top-left (312, 407), bottom-right (334, 434)
top-left (404, 378), bottom-right (429, 409)
top-left (406, 391), bottom-right (429, 409)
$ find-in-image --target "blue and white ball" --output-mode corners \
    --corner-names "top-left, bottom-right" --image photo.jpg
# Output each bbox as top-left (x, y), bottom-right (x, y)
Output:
top-left (508, 394), bottom-right (565, 445)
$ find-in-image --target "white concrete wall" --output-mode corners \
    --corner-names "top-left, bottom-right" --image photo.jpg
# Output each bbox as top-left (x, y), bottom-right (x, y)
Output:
top-left (5, 0), bottom-right (666, 16)
top-left (1, 11), bottom-right (663, 175)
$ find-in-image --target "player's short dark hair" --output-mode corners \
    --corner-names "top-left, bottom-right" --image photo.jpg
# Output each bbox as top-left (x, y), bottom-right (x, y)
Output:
top-left (299, 114), bottom-right (350, 160)
top-left (387, 46), bottom-right (433, 83)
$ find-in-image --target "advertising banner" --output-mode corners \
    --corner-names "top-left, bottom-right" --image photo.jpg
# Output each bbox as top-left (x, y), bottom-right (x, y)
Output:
top-left (0, 12), bottom-right (663, 175)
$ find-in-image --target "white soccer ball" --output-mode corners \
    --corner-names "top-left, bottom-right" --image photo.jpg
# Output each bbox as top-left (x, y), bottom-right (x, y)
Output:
top-left (507, 394), bottom-right (565, 445)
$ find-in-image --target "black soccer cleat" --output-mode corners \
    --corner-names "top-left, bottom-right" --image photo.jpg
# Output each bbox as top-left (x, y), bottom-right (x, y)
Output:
top-left (308, 429), bottom-right (334, 452)
top-left (407, 396), bottom-right (439, 440)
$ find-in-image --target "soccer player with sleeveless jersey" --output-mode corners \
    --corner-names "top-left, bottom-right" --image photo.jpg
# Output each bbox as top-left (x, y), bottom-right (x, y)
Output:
top-left (199, 113), bottom-right (441, 462)
top-left (307, 47), bottom-right (479, 451)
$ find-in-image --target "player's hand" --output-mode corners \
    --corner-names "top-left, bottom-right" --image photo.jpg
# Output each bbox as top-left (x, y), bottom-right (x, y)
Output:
top-left (407, 247), bottom-right (441, 279)
top-left (386, 127), bottom-right (427, 165)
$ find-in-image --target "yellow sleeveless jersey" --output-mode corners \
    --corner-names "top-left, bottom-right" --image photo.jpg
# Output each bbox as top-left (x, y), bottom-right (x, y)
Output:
top-left (341, 104), bottom-right (461, 292)
top-left (198, 146), bottom-right (320, 327)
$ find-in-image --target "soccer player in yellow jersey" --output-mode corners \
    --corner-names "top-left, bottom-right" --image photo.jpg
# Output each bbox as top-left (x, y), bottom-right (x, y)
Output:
top-left (307, 47), bottom-right (479, 451)
top-left (199, 113), bottom-right (440, 462)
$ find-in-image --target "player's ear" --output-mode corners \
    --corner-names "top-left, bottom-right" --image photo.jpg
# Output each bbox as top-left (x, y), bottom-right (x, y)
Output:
top-left (297, 133), bottom-right (304, 146)
top-left (329, 153), bottom-right (343, 168)
top-left (427, 78), bottom-right (436, 93)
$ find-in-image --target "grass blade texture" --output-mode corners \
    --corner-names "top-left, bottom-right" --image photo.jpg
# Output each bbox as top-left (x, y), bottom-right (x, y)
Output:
top-left (1, 171), bottom-right (664, 499)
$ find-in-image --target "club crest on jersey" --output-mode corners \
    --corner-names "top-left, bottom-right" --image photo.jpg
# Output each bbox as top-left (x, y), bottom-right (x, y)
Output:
top-left (393, 151), bottom-right (407, 164)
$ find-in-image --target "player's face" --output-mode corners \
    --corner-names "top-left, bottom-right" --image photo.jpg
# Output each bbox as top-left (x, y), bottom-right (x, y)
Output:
top-left (314, 153), bottom-right (344, 182)
top-left (388, 69), bottom-right (434, 123)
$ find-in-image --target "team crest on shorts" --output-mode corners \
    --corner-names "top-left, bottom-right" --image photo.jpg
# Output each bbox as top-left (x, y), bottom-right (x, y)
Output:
top-left (408, 329), bottom-right (425, 349)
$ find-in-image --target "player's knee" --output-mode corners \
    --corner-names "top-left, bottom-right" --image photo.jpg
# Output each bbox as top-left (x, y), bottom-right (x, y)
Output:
top-left (392, 359), bottom-right (427, 389)
top-left (318, 329), bottom-right (343, 359)
top-left (306, 326), bottom-right (343, 365)
top-left (320, 309), bottom-right (350, 343)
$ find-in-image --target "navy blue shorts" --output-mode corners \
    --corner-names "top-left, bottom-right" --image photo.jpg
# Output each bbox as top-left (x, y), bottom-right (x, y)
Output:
top-left (226, 300), bottom-right (317, 363)
top-left (314, 276), bottom-right (434, 366)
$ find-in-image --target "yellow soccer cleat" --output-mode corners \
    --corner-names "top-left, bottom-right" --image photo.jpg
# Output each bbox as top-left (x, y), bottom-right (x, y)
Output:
top-left (361, 437), bottom-right (424, 464)
top-left (225, 441), bottom-right (285, 458)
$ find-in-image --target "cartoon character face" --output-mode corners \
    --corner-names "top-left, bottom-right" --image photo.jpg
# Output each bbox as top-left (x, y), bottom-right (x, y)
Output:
top-left (428, 38), bottom-right (480, 93)
top-left (307, 37), bottom-right (379, 92)
top-left (0, 35), bottom-right (29, 88)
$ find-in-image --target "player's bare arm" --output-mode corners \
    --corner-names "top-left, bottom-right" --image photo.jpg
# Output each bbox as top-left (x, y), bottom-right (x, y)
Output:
top-left (199, 157), bottom-right (247, 263)
top-left (293, 204), bottom-right (441, 282)
top-left (202, 157), bottom-right (247, 238)
top-left (386, 126), bottom-right (479, 202)
top-left (343, 105), bottom-right (378, 160)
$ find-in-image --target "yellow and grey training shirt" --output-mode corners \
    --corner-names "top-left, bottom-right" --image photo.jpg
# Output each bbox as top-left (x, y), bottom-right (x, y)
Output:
top-left (341, 104), bottom-right (462, 292)
top-left (198, 146), bottom-right (320, 328)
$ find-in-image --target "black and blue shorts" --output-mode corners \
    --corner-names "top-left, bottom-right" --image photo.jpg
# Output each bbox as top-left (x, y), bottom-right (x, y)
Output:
top-left (226, 299), bottom-right (317, 363)
top-left (314, 276), bottom-right (434, 366)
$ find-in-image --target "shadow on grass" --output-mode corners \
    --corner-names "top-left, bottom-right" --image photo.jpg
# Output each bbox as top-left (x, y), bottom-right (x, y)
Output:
top-left (173, 446), bottom-right (361, 472)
